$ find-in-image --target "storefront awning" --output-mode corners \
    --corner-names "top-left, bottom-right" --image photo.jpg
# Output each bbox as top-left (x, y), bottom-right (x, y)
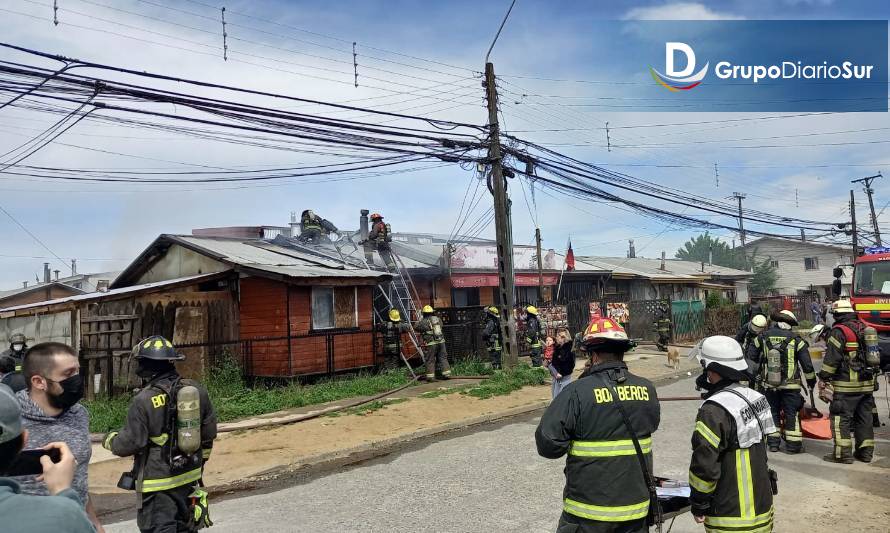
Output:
top-left (451, 273), bottom-right (560, 288)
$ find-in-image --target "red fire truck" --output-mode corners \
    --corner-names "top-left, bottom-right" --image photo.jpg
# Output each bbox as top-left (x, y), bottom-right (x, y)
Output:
top-left (847, 246), bottom-right (890, 368)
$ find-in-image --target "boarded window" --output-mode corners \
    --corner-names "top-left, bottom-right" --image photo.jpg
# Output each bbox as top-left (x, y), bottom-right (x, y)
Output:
top-left (311, 287), bottom-right (357, 330)
top-left (804, 257), bottom-right (819, 271)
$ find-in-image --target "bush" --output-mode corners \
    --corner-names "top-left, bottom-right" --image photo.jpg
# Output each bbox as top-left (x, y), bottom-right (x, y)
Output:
top-left (463, 365), bottom-right (548, 399)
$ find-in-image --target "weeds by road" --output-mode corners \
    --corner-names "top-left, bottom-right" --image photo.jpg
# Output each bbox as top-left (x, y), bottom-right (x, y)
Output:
top-left (463, 365), bottom-right (549, 400)
top-left (324, 398), bottom-right (408, 417)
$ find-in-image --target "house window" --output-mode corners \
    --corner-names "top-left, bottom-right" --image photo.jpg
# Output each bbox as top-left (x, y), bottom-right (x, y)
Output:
top-left (804, 257), bottom-right (819, 271)
top-left (451, 287), bottom-right (480, 307)
top-left (311, 286), bottom-right (357, 330)
top-left (769, 260), bottom-right (779, 268)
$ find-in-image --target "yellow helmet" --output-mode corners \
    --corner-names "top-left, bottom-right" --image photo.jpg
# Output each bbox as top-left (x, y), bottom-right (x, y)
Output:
top-left (486, 306), bottom-right (500, 317)
top-left (526, 305), bottom-right (538, 316)
top-left (388, 309), bottom-right (401, 322)
top-left (422, 305), bottom-right (434, 314)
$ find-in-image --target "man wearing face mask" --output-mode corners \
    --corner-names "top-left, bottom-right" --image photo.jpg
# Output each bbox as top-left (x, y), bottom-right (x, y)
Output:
top-left (103, 335), bottom-right (217, 532)
top-left (14, 342), bottom-right (105, 532)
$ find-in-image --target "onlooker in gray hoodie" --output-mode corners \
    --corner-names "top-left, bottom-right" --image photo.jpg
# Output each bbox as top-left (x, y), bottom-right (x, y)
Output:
top-left (13, 342), bottom-right (104, 532)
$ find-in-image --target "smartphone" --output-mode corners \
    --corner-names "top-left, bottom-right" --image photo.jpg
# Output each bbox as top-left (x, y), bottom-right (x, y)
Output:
top-left (6, 448), bottom-right (62, 477)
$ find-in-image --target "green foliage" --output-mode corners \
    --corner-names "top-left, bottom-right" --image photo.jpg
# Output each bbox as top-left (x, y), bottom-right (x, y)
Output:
top-left (450, 357), bottom-right (494, 376)
top-left (706, 293), bottom-right (729, 309)
top-left (324, 398), bottom-right (408, 418)
top-left (463, 365), bottom-right (549, 400)
top-left (84, 396), bottom-right (130, 434)
top-left (750, 257), bottom-right (778, 296)
top-left (675, 232), bottom-right (746, 270)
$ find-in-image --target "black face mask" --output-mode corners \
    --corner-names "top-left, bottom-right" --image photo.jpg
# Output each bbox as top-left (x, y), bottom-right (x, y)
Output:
top-left (47, 374), bottom-right (84, 410)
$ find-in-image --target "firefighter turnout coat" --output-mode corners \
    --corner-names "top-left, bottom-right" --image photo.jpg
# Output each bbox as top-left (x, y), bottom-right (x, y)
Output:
top-left (819, 315), bottom-right (877, 395)
top-left (536, 361), bottom-right (660, 525)
top-left (108, 371), bottom-right (218, 493)
top-left (689, 383), bottom-right (776, 533)
top-left (748, 326), bottom-right (816, 390)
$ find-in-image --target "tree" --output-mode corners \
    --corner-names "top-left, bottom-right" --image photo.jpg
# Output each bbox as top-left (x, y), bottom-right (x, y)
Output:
top-left (675, 232), bottom-right (746, 270)
top-left (750, 257), bottom-right (778, 296)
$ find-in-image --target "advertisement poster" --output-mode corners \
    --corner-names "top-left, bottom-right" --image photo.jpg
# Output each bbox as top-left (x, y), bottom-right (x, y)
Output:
top-left (607, 303), bottom-right (630, 327)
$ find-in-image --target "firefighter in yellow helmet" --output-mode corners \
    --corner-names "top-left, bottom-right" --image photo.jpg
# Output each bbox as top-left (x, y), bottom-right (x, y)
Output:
top-left (483, 306), bottom-right (503, 370)
top-left (379, 309), bottom-right (408, 371)
top-left (524, 306), bottom-right (544, 367)
top-left (536, 318), bottom-right (660, 533)
top-left (102, 335), bottom-right (217, 532)
top-left (747, 310), bottom-right (815, 454)
top-left (415, 305), bottom-right (451, 381)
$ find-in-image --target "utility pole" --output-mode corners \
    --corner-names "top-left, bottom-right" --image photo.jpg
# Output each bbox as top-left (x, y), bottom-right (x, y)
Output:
top-left (485, 61), bottom-right (518, 367)
top-left (850, 190), bottom-right (859, 257)
top-left (535, 227), bottom-right (544, 302)
top-left (732, 192), bottom-right (747, 246)
top-left (851, 172), bottom-right (882, 246)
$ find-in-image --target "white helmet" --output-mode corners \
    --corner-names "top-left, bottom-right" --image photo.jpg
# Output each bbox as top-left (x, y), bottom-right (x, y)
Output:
top-left (832, 299), bottom-right (855, 314)
top-left (810, 324), bottom-right (826, 341)
top-left (749, 314), bottom-right (768, 334)
top-left (689, 335), bottom-right (748, 372)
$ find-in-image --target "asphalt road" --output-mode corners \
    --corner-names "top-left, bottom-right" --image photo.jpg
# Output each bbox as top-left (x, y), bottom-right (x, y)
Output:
top-left (107, 376), bottom-right (890, 532)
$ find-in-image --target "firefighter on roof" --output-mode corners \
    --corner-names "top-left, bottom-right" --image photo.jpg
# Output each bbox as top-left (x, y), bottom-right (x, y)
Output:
top-left (298, 210), bottom-right (339, 243)
top-left (102, 336), bottom-right (217, 532)
top-left (365, 213), bottom-right (395, 270)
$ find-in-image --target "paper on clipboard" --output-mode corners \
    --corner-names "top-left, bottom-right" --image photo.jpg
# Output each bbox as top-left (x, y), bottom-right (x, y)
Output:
top-left (657, 486), bottom-right (691, 498)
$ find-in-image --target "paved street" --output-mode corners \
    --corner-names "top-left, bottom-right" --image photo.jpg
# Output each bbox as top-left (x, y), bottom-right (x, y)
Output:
top-left (107, 376), bottom-right (890, 532)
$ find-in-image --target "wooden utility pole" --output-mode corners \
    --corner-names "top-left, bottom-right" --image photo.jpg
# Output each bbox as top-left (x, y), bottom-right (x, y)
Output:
top-left (732, 192), bottom-right (747, 246)
top-left (852, 172), bottom-right (882, 246)
top-left (851, 190), bottom-right (859, 256)
top-left (536, 227), bottom-right (544, 301)
top-left (485, 62), bottom-right (518, 367)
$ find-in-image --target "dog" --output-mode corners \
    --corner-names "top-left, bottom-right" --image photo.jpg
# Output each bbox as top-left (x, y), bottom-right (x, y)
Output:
top-left (666, 347), bottom-right (681, 369)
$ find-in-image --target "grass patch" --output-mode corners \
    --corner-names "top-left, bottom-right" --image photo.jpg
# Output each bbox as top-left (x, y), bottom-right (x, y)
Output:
top-left (325, 398), bottom-right (408, 418)
top-left (450, 358), bottom-right (494, 376)
top-left (463, 365), bottom-right (549, 400)
top-left (85, 357), bottom-right (413, 433)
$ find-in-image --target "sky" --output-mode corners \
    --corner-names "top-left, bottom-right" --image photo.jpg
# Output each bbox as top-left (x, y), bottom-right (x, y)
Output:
top-left (1, 0), bottom-right (890, 288)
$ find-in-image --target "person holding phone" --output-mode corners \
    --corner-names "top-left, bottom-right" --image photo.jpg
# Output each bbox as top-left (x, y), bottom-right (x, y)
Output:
top-left (0, 383), bottom-right (95, 532)
top-left (14, 342), bottom-right (104, 532)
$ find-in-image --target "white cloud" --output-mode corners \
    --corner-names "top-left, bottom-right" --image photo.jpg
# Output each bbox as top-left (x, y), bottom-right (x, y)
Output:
top-left (623, 2), bottom-right (745, 20)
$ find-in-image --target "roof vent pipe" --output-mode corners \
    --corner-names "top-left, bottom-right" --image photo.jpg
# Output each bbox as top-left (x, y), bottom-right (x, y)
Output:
top-left (660, 251), bottom-right (666, 271)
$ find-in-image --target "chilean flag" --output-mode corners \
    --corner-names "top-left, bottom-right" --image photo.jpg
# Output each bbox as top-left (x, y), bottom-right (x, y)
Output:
top-left (566, 238), bottom-right (575, 271)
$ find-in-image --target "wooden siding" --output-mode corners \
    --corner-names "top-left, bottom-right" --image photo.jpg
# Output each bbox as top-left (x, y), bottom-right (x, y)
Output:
top-left (136, 244), bottom-right (228, 284)
top-left (746, 239), bottom-right (853, 294)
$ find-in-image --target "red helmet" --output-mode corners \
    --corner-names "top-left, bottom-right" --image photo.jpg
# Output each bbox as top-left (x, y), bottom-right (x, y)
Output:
top-left (370, 213), bottom-right (383, 220)
top-left (582, 317), bottom-right (630, 347)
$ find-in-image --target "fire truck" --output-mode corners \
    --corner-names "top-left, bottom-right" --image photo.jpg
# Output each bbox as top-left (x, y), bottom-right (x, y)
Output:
top-left (846, 246), bottom-right (890, 369)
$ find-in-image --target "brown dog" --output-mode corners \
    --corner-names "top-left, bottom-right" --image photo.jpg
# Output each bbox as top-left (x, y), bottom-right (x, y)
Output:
top-left (666, 347), bottom-right (680, 369)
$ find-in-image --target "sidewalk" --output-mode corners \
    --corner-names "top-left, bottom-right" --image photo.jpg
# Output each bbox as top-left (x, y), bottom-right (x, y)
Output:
top-left (89, 347), bottom-right (697, 497)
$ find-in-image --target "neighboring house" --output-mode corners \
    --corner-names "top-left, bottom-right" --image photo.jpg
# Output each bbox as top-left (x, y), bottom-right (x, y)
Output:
top-left (0, 282), bottom-right (86, 309)
top-left (740, 237), bottom-right (854, 297)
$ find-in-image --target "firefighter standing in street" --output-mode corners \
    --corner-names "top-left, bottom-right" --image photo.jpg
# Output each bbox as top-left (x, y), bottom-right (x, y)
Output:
top-left (819, 299), bottom-right (879, 463)
top-left (415, 305), bottom-right (451, 381)
top-left (365, 213), bottom-right (395, 270)
top-left (747, 310), bottom-right (816, 454)
top-left (536, 317), bottom-right (660, 533)
top-left (482, 306), bottom-right (503, 370)
top-left (735, 314), bottom-right (768, 354)
top-left (102, 336), bottom-right (217, 532)
top-left (525, 306), bottom-right (543, 367)
top-left (688, 335), bottom-right (777, 533)
top-left (654, 303), bottom-right (672, 352)
top-left (379, 309), bottom-right (408, 371)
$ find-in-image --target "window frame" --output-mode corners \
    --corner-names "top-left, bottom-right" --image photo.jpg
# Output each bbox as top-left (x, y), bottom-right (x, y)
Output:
top-left (310, 286), bottom-right (359, 331)
top-left (804, 257), bottom-right (820, 271)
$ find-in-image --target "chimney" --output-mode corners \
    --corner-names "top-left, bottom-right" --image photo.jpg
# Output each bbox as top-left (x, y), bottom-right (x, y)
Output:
top-left (53, 270), bottom-right (60, 281)
top-left (360, 209), bottom-right (373, 262)
top-left (660, 251), bottom-right (666, 270)
top-left (701, 261), bottom-right (705, 273)
top-left (43, 262), bottom-right (50, 283)
top-left (628, 239), bottom-right (636, 258)
top-left (708, 244), bottom-right (713, 266)
top-left (800, 228), bottom-right (806, 242)
top-left (70, 259), bottom-right (77, 275)
top-left (22, 281), bottom-right (28, 288)
top-left (289, 211), bottom-right (299, 238)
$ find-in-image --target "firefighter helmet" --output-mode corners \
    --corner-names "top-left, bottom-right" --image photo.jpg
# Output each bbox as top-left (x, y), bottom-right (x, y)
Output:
top-left (135, 335), bottom-right (185, 361)
top-left (421, 305), bottom-right (434, 314)
top-left (388, 309), bottom-right (401, 322)
top-left (8, 333), bottom-right (25, 345)
top-left (526, 305), bottom-right (538, 316)
top-left (486, 306), bottom-right (500, 317)
top-left (370, 213), bottom-right (383, 221)
top-left (689, 335), bottom-right (748, 372)
top-left (582, 318), bottom-right (629, 347)
top-left (749, 314), bottom-right (768, 334)
top-left (831, 299), bottom-right (855, 315)
top-left (771, 309), bottom-right (798, 327)
top-left (810, 324), bottom-right (827, 341)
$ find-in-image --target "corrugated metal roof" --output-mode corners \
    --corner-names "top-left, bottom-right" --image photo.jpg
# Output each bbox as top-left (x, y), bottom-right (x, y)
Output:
top-left (0, 282), bottom-right (85, 301)
top-left (173, 235), bottom-right (389, 279)
top-left (0, 272), bottom-right (226, 314)
top-left (577, 256), bottom-right (750, 279)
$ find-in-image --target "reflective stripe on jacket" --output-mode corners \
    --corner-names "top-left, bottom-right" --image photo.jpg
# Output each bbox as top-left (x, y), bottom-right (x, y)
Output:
top-left (415, 316), bottom-right (445, 345)
top-left (820, 317), bottom-right (877, 393)
top-left (750, 327), bottom-right (815, 389)
top-left (536, 362), bottom-right (660, 524)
